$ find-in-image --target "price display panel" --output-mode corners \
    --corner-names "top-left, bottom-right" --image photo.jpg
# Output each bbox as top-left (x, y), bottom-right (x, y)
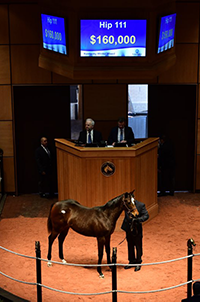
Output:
top-left (157, 13), bottom-right (176, 54)
top-left (41, 14), bottom-right (67, 55)
top-left (80, 19), bottom-right (147, 57)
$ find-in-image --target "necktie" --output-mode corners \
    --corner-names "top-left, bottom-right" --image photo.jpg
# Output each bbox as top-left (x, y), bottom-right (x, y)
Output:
top-left (46, 148), bottom-right (50, 157)
top-left (120, 129), bottom-right (123, 142)
top-left (88, 131), bottom-right (92, 143)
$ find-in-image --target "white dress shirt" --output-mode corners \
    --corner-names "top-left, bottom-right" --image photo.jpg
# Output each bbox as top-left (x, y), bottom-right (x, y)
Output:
top-left (118, 128), bottom-right (124, 142)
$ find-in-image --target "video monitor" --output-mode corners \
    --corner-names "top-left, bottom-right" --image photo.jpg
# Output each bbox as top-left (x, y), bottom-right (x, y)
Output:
top-left (41, 14), bottom-right (67, 55)
top-left (80, 19), bottom-right (147, 57)
top-left (157, 13), bottom-right (176, 54)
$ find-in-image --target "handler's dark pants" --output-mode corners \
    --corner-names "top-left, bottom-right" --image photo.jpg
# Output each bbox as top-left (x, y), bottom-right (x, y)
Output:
top-left (126, 231), bottom-right (143, 264)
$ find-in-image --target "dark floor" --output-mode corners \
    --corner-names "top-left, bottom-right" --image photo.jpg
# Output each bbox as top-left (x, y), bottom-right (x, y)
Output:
top-left (0, 288), bottom-right (29, 302)
top-left (0, 193), bottom-right (58, 219)
top-left (0, 191), bottom-right (197, 220)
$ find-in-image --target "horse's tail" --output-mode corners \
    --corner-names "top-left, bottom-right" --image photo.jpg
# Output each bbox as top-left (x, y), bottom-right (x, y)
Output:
top-left (47, 203), bottom-right (54, 234)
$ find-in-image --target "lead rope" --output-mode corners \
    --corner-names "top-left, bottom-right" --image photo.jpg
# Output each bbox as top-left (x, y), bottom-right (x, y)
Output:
top-left (119, 198), bottom-right (137, 246)
top-left (117, 209), bottom-right (133, 246)
top-left (119, 199), bottom-right (133, 246)
top-left (118, 236), bottom-right (126, 246)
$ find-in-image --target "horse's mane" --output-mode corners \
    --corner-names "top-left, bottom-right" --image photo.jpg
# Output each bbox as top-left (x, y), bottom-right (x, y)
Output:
top-left (54, 195), bottom-right (123, 211)
top-left (101, 194), bottom-right (123, 210)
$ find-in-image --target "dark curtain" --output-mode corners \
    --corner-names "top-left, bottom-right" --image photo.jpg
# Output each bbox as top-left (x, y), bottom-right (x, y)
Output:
top-left (148, 85), bottom-right (196, 191)
top-left (14, 86), bottom-right (71, 194)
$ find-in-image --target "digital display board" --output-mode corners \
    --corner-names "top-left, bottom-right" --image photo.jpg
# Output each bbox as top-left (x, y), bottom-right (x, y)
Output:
top-left (41, 14), bottom-right (67, 55)
top-left (157, 13), bottom-right (176, 54)
top-left (80, 19), bottom-right (147, 57)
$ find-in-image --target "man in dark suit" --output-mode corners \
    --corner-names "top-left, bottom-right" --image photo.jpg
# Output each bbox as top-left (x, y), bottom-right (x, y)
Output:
top-left (182, 282), bottom-right (200, 301)
top-left (121, 191), bottom-right (149, 271)
top-left (108, 117), bottom-right (135, 146)
top-left (78, 118), bottom-right (102, 145)
top-left (35, 137), bottom-right (54, 198)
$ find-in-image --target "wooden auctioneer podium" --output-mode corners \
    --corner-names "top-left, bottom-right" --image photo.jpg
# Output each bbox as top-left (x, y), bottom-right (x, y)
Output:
top-left (55, 138), bottom-right (159, 229)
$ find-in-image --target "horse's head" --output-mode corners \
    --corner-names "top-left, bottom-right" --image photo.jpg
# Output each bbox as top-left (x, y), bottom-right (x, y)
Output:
top-left (123, 190), bottom-right (139, 217)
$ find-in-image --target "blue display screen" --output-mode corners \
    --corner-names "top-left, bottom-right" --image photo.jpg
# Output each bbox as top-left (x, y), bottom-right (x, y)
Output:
top-left (80, 19), bottom-right (147, 57)
top-left (157, 13), bottom-right (176, 54)
top-left (41, 14), bottom-right (67, 55)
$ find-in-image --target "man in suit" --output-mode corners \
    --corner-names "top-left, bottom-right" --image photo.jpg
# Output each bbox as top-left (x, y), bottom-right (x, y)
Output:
top-left (121, 191), bottom-right (149, 271)
top-left (35, 137), bottom-right (54, 198)
top-left (108, 117), bottom-right (135, 146)
top-left (78, 118), bottom-right (102, 145)
top-left (182, 282), bottom-right (200, 301)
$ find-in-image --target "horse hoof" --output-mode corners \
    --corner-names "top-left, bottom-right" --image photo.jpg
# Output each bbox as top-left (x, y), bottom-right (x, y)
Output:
top-left (47, 261), bottom-right (52, 267)
top-left (99, 273), bottom-right (104, 279)
top-left (62, 259), bottom-right (67, 264)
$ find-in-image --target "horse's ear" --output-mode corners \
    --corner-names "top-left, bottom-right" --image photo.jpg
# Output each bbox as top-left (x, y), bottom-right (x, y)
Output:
top-left (125, 192), bottom-right (128, 198)
top-left (130, 189), bottom-right (135, 196)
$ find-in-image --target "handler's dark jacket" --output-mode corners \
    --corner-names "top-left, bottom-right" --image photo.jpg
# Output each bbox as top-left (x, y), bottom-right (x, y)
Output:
top-left (121, 199), bottom-right (149, 236)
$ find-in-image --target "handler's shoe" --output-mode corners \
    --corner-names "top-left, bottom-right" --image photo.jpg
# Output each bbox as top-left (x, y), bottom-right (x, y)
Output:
top-left (124, 263), bottom-right (134, 269)
top-left (134, 265), bottom-right (141, 272)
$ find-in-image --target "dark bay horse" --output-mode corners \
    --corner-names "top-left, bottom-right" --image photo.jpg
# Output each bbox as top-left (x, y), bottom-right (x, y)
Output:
top-left (47, 190), bottom-right (137, 278)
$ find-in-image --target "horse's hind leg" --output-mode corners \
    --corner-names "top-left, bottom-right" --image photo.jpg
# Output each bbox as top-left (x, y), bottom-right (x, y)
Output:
top-left (58, 228), bottom-right (69, 263)
top-left (47, 232), bottom-right (58, 266)
top-left (97, 237), bottom-right (105, 278)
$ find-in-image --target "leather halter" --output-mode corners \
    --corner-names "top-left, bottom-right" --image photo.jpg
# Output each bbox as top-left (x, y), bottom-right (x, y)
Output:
top-left (123, 196), bottom-right (134, 215)
top-left (123, 195), bottom-right (139, 217)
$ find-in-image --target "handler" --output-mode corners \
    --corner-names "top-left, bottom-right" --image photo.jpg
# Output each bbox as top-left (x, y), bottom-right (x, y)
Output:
top-left (121, 193), bottom-right (149, 271)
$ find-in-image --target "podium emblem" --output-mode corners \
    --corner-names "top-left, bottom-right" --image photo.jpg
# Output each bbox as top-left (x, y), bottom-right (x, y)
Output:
top-left (101, 161), bottom-right (115, 177)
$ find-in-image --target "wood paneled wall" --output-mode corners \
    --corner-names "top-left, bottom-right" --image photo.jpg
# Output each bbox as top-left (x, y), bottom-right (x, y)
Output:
top-left (1, 0), bottom-right (200, 192)
top-left (83, 84), bottom-right (127, 141)
top-left (0, 1), bottom-right (85, 192)
top-left (158, 1), bottom-right (200, 190)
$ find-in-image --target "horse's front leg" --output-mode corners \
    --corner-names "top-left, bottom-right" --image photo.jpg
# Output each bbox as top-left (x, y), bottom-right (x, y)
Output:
top-left (58, 228), bottom-right (69, 264)
top-left (47, 232), bottom-right (58, 267)
top-left (97, 237), bottom-right (105, 278)
top-left (105, 235), bottom-right (112, 270)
